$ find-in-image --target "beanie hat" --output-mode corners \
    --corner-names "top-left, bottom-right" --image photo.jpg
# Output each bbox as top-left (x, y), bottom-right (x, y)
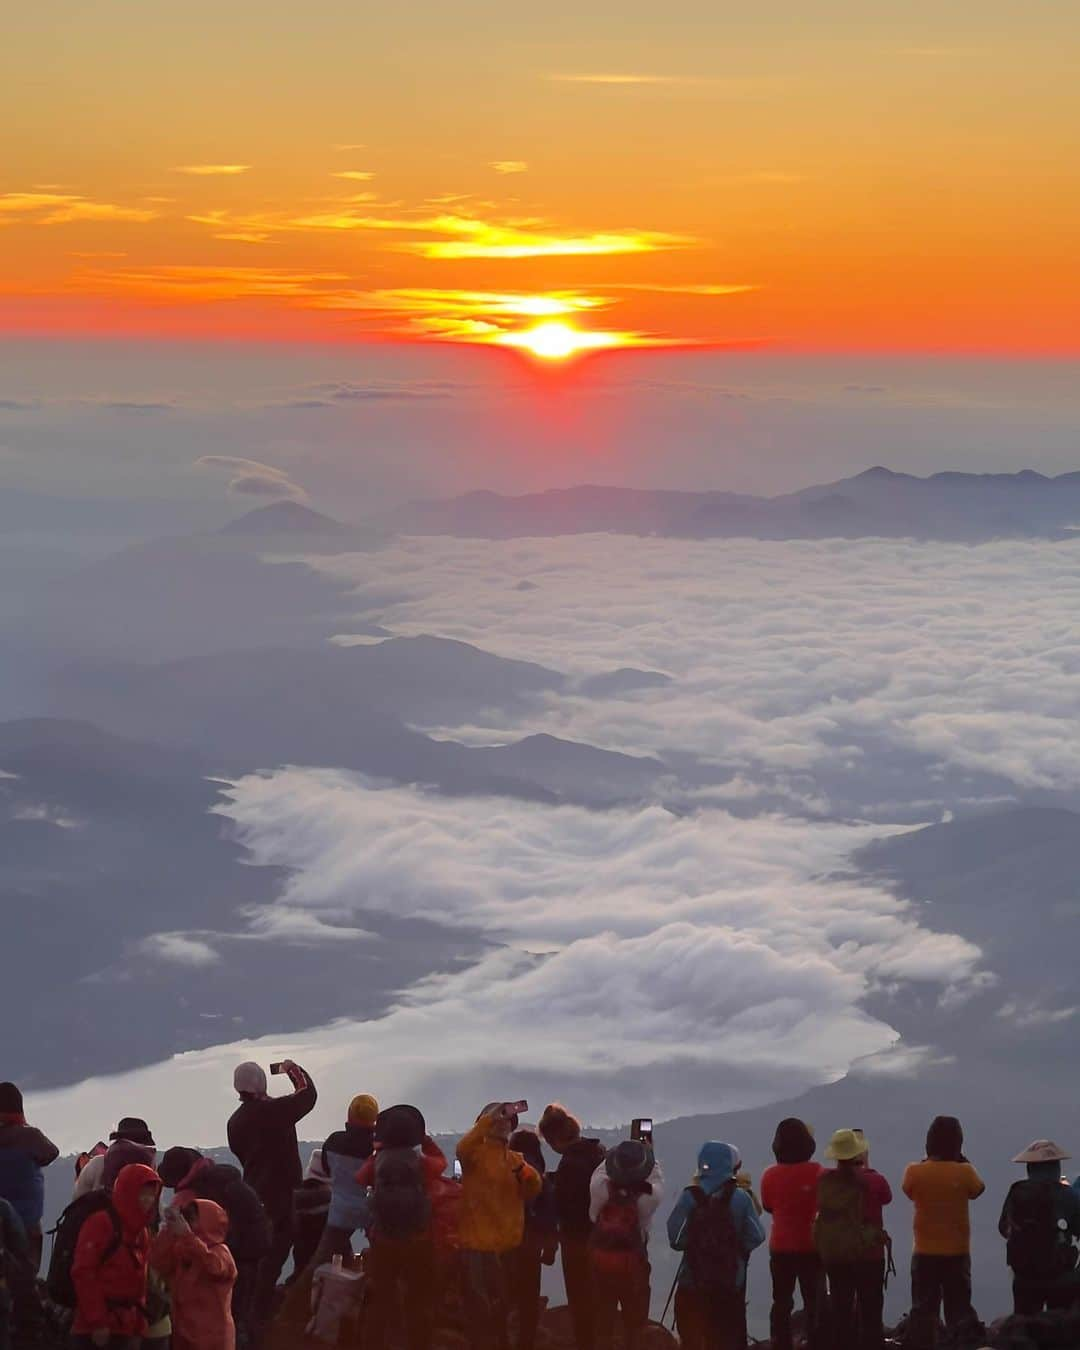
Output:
top-left (0, 1082), bottom-right (24, 1117)
top-left (772, 1118), bottom-right (815, 1165)
top-left (926, 1116), bottom-right (965, 1163)
top-left (348, 1094), bottom-right (379, 1127)
top-left (158, 1147), bottom-right (202, 1189)
top-left (234, 1062), bottom-right (267, 1097)
top-left (374, 1104), bottom-right (426, 1149)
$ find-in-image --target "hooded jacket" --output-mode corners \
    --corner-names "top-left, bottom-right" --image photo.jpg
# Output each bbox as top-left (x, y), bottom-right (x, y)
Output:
top-left (72, 1162), bottom-right (162, 1338)
top-left (552, 1137), bottom-right (607, 1237)
top-left (151, 1200), bottom-right (237, 1350)
top-left (762, 1123), bottom-right (823, 1255)
top-left (166, 1153), bottom-right (270, 1264)
top-left (226, 1066), bottom-right (317, 1221)
top-left (1001, 1161), bottom-right (1080, 1277)
top-left (0, 1120), bottom-right (59, 1229)
top-left (321, 1124), bottom-right (376, 1231)
top-left (456, 1115), bottom-right (542, 1253)
top-left (667, 1143), bottom-right (765, 1291)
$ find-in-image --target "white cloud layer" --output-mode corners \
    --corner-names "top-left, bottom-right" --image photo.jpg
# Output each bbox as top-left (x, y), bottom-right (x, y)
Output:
top-left (313, 534), bottom-right (1080, 797)
top-left (31, 773), bottom-right (983, 1150)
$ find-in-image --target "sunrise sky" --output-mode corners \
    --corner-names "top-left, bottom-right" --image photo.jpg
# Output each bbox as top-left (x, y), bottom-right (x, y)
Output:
top-left (3, 1), bottom-right (1079, 358)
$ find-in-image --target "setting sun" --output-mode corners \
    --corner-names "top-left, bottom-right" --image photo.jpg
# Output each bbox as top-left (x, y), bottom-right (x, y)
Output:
top-left (497, 321), bottom-right (627, 360)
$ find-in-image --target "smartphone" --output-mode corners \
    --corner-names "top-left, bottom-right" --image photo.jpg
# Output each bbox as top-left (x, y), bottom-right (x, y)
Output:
top-left (270, 1062), bottom-right (286, 1075)
top-left (452, 1160), bottom-right (463, 1182)
top-left (631, 1118), bottom-right (654, 1145)
top-left (506, 1099), bottom-right (528, 1116)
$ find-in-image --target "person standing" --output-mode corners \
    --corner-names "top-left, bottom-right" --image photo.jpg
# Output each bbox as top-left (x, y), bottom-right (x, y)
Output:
top-left (667, 1141), bottom-right (763, 1350)
top-left (901, 1116), bottom-right (984, 1346)
top-left (761, 1119), bottom-right (825, 1350)
top-left (814, 1129), bottom-right (892, 1350)
top-left (226, 1059), bottom-right (317, 1325)
top-left (151, 1200), bottom-right (238, 1350)
top-left (508, 1129), bottom-right (558, 1350)
top-left (457, 1103), bottom-right (541, 1350)
top-left (538, 1104), bottom-right (606, 1350)
top-left (73, 1118), bottom-right (157, 1201)
top-left (0, 1196), bottom-right (32, 1350)
top-left (0, 1081), bottom-right (59, 1272)
top-left (71, 1162), bottom-right (162, 1349)
top-left (588, 1140), bottom-right (663, 1350)
top-left (1000, 1139), bottom-right (1080, 1315)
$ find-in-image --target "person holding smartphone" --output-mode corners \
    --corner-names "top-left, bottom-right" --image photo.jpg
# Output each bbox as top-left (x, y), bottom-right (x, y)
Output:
top-left (226, 1059), bottom-right (317, 1328)
top-left (456, 1101), bottom-right (541, 1350)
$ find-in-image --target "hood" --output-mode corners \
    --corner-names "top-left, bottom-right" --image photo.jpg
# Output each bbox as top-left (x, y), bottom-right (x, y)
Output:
top-left (1027, 1160), bottom-right (1064, 1183)
top-left (697, 1142), bottom-right (739, 1195)
top-left (191, 1199), bottom-right (230, 1246)
top-left (772, 1118), bottom-right (815, 1165)
top-left (344, 1124), bottom-right (376, 1157)
top-left (112, 1162), bottom-right (162, 1233)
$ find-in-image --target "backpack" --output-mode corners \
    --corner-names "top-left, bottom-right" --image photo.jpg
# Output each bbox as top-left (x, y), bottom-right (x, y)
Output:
top-left (308, 1264), bottom-right (367, 1345)
top-left (371, 1147), bottom-right (431, 1241)
top-left (813, 1170), bottom-right (881, 1265)
top-left (1004, 1180), bottom-right (1078, 1278)
top-left (684, 1183), bottom-right (740, 1293)
top-left (588, 1184), bottom-right (645, 1276)
top-left (46, 1192), bottom-right (122, 1308)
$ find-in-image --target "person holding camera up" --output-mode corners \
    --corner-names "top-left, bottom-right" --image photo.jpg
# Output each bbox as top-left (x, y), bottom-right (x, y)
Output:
top-left (456, 1101), bottom-right (541, 1350)
top-left (151, 1198), bottom-right (238, 1350)
top-left (588, 1139), bottom-right (664, 1350)
top-left (226, 1059), bottom-right (316, 1326)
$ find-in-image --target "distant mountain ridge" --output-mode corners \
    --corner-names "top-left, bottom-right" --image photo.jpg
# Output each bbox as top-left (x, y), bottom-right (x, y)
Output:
top-left (395, 467), bottom-right (1080, 542)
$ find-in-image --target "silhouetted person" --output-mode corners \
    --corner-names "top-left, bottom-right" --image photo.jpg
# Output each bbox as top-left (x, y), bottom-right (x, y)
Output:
top-left (1000, 1139), bottom-right (1080, 1315)
top-left (589, 1141), bottom-right (663, 1350)
top-left (0, 1082), bottom-right (59, 1273)
top-left (539, 1104), bottom-right (606, 1350)
top-left (761, 1119), bottom-right (825, 1350)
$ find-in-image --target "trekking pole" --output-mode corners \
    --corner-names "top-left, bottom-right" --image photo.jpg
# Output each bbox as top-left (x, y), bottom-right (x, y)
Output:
top-left (660, 1258), bottom-right (684, 1329)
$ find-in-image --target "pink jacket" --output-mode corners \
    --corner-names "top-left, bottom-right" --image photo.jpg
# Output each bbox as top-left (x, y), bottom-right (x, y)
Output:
top-left (151, 1200), bottom-right (237, 1350)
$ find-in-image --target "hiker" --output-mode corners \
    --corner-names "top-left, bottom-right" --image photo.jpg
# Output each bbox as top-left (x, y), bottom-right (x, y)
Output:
top-left (999, 1139), bottom-right (1080, 1315)
top-left (152, 1199), bottom-right (237, 1350)
top-left (280, 1093), bottom-right (379, 1321)
top-left (362, 1105), bottom-right (446, 1350)
top-left (588, 1139), bottom-right (663, 1350)
top-left (667, 1141), bottom-right (764, 1350)
top-left (226, 1058), bottom-right (316, 1324)
top-left (158, 1146), bottom-right (270, 1350)
top-left (761, 1118), bottom-right (825, 1350)
top-left (74, 1118), bottom-right (157, 1200)
top-left (71, 1161), bottom-right (162, 1348)
top-left (0, 1196), bottom-right (32, 1350)
top-left (0, 1081), bottom-right (59, 1272)
top-left (814, 1128), bottom-right (892, 1350)
top-left (901, 1115), bottom-right (985, 1346)
top-left (508, 1128), bottom-right (558, 1350)
top-left (539, 1103), bottom-right (606, 1350)
top-left (456, 1103), bottom-right (542, 1350)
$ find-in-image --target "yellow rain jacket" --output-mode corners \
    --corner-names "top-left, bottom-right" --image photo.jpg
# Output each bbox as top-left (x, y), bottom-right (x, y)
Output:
top-left (456, 1114), bottom-right (542, 1253)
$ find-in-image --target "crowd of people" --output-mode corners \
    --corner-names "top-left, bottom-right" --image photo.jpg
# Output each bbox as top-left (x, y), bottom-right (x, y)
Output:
top-left (3, 1070), bottom-right (1080, 1350)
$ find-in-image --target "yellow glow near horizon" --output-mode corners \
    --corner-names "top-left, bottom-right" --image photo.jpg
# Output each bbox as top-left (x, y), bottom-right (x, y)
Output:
top-left (496, 321), bottom-right (629, 360)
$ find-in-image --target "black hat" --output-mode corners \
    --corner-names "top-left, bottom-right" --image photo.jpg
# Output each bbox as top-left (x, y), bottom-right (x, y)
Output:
top-left (374, 1104), bottom-right (426, 1149)
top-left (110, 1117), bottom-right (155, 1146)
top-left (606, 1140), bottom-right (654, 1186)
top-left (0, 1083), bottom-right (24, 1117)
top-left (772, 1118), bottom-right (816, 1165)
top-left (158, 1147), bottom-right (202, 1189)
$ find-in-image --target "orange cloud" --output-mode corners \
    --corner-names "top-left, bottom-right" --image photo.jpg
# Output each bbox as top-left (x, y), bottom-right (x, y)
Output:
top-left (400, 215), bottom-right (693, 259)
top-left (331, 170), bottom-right (375, 181)
top-left (174, 164), bottom-right (251, 176)
top-left (0, 192), bottom-right (156, 224)
top-left (490, 161), bottom-right (528, 174)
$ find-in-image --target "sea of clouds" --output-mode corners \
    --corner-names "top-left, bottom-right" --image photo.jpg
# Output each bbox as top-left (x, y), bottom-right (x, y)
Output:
top-left (32, 533), bottom-right (1080, 1148)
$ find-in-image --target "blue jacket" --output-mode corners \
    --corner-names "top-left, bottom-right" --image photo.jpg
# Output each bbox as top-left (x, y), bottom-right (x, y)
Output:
top-left (0, 1122), bottom-right (59, 1229)
top-left (322, 1125), bottom-right (375, 1232)
top-left (667, 1143), bottom-right (765, 1291)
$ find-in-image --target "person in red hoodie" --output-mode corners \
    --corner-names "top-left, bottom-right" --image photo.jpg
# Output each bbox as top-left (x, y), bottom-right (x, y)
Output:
top-left (761, 1119), bottom-right (825, 1350)
top-left (71, 1162), bottom-right (162, 1349)
top-left (151, 1199), bottom-right (238, 1350)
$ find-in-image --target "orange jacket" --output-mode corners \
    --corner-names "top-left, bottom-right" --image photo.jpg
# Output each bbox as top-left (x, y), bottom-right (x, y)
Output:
top-left (151, 1200), bottom-right (237, 1350)
top-left (72, 1163), bottom-right (161, 1338)
top-left (456, 1115), bottom-right (541, 1254)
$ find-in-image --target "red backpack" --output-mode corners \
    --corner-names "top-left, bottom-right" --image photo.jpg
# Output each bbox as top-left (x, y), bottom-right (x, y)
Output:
top-left (588, 1184), bottom-right (645, 1276)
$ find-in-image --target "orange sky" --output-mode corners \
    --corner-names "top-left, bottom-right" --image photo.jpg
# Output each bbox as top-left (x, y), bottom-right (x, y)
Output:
top-left (2, 2), bottom-right (1079, 356)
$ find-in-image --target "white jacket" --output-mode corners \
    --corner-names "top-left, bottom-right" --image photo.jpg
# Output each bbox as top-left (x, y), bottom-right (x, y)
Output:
top-left (589, 1160), bottom-right (665, 1237)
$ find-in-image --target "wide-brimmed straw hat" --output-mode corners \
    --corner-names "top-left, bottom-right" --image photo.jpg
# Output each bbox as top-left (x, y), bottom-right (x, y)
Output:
top-left (1012, 1139), bottom-right (1070, 1164)
top-left (825, 1128), bottom-right (867, 1162)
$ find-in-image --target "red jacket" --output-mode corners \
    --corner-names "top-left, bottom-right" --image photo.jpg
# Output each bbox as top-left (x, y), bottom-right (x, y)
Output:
top-left (152, 1200), bottom-right (237, 1350)
top-left (72, 1163), bottom-right (162, 1337)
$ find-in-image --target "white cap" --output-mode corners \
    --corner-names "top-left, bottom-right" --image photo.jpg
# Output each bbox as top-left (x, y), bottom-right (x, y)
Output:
top-left (234, 1061), bottom-right (267, 1097)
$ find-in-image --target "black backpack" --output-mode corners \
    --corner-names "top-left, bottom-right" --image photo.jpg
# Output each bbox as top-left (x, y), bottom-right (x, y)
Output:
top-left (1004, 1180), bottom-right (1078, 1278)
top-left (46, 1192), bottom-right (122, 1308)
top-left (684, 1182), bottom-right (740, 1293)
top-left (371, 1147), bottom-right (431, 1241)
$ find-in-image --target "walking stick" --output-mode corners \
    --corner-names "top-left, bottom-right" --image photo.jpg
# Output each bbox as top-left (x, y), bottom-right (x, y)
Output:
top-left (660, 1259), bottom-right (685, 1329)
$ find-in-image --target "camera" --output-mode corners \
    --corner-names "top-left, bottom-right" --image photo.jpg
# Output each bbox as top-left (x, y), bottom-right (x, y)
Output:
top-left (631, 1118), bottom-right (654, 1145)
